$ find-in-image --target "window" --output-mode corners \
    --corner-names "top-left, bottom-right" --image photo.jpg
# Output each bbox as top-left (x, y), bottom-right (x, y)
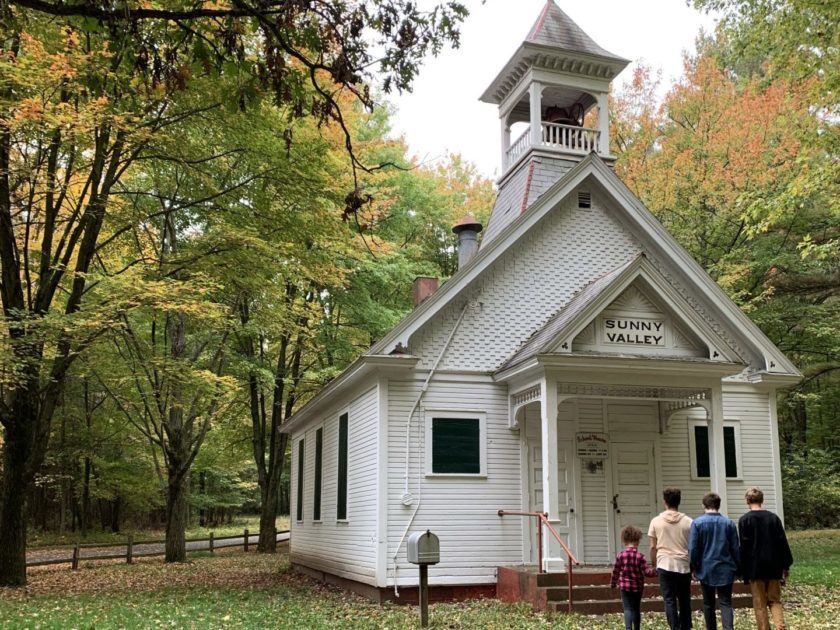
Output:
top-left (425, 411), bottom-right (486, 476)
top-left (313, 427), bottom-right (323, 521)
top-left (296, 439), bottom-right (304, 522)
top-left (688, 420), bottom-right (741, 479)
top-left (337, 413), bottom-right (349, 521)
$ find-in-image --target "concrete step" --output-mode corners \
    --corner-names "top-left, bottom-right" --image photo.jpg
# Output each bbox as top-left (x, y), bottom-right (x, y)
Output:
top-left (545, 582), bottom-right (752, 602)
top-left (548, 593), bottom-right (754, 615)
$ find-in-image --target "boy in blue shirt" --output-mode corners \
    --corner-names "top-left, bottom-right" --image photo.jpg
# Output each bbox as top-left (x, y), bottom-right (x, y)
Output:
top-left (689, 492), bottom-right (740, 630)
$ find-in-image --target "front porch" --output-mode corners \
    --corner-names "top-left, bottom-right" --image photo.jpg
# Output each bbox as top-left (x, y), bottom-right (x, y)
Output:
top-left (501, 365), bottom-right (740, 571)
top-left (496, 565), bottom-right (754, 614)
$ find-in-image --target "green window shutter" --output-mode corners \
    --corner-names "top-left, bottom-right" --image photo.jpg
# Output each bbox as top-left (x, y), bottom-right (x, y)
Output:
top-left (724, 426), bottom-right (738, 478)
top-left (313, 428), bottom-right (323, 521)
top-left (296, 439), bottom-right (304, 521)
top-left (694, 425), bottom-right (710, 478)
top-left (337, 413), bottom-right (349, 520)
top-left (432, 418), bottom-right (480, 474)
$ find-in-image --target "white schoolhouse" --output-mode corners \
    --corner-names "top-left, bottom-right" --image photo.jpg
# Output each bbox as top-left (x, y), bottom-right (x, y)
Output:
top-left (282, 1), bottom-right (800, 604)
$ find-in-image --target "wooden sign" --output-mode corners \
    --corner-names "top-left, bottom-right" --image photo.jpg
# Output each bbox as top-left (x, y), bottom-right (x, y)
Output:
top-left (576, 432), bottom-right (608, 459)
top-left (603, 317), bottom-right (665, 346)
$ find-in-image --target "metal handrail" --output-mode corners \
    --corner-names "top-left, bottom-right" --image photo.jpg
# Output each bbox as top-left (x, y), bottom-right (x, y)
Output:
top-left (498, 509), bottom-right (579, 613)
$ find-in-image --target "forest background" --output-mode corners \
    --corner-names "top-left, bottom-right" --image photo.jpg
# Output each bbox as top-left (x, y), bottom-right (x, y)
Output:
top-left (0, 0), bottom-right (836, 588)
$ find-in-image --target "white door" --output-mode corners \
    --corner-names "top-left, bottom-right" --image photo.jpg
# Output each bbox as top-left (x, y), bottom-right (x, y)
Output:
top-left (610, 440), bottom-right (657, 555)
top-left (528, 439), bottom-right (576, 568)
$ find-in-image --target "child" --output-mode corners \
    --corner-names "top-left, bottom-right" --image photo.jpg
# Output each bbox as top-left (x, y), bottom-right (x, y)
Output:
top-left (611, 525), bottom-right (657, 630)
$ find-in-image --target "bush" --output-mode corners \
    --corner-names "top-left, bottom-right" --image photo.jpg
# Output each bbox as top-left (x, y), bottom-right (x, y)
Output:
top-left (782, 449), bottom-right (840, 529)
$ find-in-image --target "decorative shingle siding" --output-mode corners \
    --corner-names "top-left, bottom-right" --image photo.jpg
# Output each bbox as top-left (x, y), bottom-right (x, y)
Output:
top-left (410, 191), bottom-right (642, 371)
top-left (482, 156), bottom-right (578, 246)
top-left (386, 375), bottom-right (522, 585)
top-left (290, 385), bottom-right (380, 585)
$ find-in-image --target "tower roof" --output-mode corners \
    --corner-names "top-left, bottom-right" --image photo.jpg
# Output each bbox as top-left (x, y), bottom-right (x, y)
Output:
top-left (525, 1), bottom-right (619, 59)
top-left (480, 1), bottom-right (629, 105)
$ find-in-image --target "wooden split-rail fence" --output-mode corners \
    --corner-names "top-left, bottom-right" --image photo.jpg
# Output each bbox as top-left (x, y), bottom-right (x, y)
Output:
top-left (26, 529), bottom-right (290, 570)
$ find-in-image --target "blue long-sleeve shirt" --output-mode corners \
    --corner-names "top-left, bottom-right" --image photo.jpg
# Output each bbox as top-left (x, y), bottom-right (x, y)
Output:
top-left (689, 511), bottom-right (740, 586)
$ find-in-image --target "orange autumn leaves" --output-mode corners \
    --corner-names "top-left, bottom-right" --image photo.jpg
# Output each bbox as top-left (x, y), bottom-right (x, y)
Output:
top-left (612, 55), bottom-right (821, 280)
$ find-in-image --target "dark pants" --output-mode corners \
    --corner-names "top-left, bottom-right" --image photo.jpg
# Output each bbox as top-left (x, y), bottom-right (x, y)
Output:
top-left (658, 569), bottom-right (692, 629)
top-left (620, 589), bottom-right (643, 630)
top-left (701, 582), bottom-right (734, 630)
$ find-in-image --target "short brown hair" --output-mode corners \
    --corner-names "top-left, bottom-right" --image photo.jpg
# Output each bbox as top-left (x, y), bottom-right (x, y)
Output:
top-left (663, 487), bottom-right (682, 509)
top-left (702, 492), bottom-right (721, 510)
top-left (621, 525), bottom-right (643, 545)
top-left (745, 487), bottom-right (764, 505)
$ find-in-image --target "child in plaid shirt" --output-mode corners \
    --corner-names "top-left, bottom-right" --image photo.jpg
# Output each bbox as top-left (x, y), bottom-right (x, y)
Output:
top-left (611, 525), bottom-right (657, 630)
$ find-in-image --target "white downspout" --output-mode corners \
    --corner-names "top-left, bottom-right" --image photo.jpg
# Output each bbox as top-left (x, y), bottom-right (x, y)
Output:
top-left (391, 302), bottom-right (470, 596)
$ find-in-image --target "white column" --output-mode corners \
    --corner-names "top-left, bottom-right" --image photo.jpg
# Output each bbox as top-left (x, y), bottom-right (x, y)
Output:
top-left (768, 390), bottom-right (785, 523)
top-left (501, 117), bottom-right (511, 171)
top-left (597, 92), bottom-right (610, 155)
top-left (708, 386), bottom-right (729, 512)
top-left (540, 375), bottom-right (558, 568)
top-left (529, 81), bottom-right (543, 148)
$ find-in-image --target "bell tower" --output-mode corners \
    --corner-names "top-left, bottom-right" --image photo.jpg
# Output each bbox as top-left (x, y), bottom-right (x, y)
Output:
top-left (479, 1), bottom-right (629, 244)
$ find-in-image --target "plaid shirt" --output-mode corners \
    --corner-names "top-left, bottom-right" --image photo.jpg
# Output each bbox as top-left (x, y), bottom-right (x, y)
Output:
top-left (611, 546), bottom-right (656, 592)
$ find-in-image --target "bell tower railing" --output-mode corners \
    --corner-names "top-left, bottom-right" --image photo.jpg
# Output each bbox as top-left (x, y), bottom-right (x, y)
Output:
top-left (506, 122), bottom-right (602, 169)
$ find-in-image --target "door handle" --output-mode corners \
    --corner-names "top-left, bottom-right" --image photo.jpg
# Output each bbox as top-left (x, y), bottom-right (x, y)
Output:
top-left (612, 494), bottom-right (621, 513)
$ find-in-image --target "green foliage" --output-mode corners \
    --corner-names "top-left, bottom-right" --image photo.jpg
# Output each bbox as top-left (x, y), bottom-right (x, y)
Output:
top-left (692, 0), bottom-right (840, 98)
top-left (781, 450), bottom-right (840, 530)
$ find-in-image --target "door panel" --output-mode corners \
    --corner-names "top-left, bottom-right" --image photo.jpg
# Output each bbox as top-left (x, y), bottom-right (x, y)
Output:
top-left (528, 439), bottom-right (575, 566)
top-left (611, 440), bottom-right (656, 555)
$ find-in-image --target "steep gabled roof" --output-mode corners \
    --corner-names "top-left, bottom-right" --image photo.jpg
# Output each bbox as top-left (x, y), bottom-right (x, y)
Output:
top-left (367, 153), bottom-right (800, 377)
top-left (284, 153), bottom-right (801, 432)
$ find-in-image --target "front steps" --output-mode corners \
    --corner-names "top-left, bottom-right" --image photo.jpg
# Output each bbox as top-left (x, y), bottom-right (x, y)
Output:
top-left (497, 566), bottom-right (753, 615)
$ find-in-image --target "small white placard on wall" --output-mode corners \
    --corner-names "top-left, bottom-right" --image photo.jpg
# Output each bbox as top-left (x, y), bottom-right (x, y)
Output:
top-left (576, 432), bottom-right (609, 459)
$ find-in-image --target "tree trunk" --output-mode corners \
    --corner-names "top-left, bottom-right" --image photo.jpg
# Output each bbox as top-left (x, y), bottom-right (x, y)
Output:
top-left (111, 497), bottom-right (121, 533)
top-left (257, 471), bottom-right (280, 553)
top-left (0, 427), bottom-right (30, 586)
top-left (81, 459), bottom-right (91, 538)
top-left (164, 469), bottom-right (189, 562)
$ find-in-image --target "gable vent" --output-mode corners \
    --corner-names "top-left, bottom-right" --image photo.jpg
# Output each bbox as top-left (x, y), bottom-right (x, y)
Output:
top-left (577, 191), bottom-right (591, 209)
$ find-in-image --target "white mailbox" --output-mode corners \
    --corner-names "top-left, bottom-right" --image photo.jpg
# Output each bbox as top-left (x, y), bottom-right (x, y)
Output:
top-left (407, 530), bottom-right (440, 565)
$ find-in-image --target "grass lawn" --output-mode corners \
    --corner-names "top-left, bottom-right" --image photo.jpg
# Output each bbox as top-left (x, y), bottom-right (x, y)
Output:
top-left (1, 529), bottom-right (837, 628)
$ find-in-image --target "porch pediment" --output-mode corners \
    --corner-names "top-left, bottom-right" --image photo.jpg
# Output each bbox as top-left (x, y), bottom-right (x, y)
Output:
top-left (498, 254), bottom-right (746, 374)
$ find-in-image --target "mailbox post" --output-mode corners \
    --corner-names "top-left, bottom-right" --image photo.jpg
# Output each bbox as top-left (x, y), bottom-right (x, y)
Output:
top-left (407, 530), bottom-right (440, 628)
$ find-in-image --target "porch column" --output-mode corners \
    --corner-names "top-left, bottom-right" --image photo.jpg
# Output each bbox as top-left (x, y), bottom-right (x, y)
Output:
top-left (597, 91), bottom-right (610, 155)
top-left (708, 385), bottom-right (729, 511)
top-left (540, 374), bottom-right (559, 520)
top-left (529, 81), bottom-right (542, 147)
top-left (501, 117), bottom-right (511, 171)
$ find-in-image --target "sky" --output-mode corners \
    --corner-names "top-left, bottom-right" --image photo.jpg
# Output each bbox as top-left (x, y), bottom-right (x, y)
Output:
top-left (386, 0), bottom-right (718, 179)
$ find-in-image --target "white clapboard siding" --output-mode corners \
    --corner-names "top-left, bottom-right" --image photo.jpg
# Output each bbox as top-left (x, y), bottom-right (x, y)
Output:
top-left (722, 387), bottom-right (778, 517)
top-left (660, 386), bottom-right (777, 521)
top-left (578, 399), bottom-right (610, 564)
top-left (386, 376), bottom-right (523, 585)
top-left (290, 385), bottom-right (380, 585)
top-left (410, 193), bottom-right (643, 372)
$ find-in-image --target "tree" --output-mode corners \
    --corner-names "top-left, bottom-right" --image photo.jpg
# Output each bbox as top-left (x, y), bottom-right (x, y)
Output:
top-left (692, 0), bottom-right (839, 98)
top-left (611, 52), bottom-right (839, 456)
top-left (0, 1), bottom-right (468, 585)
